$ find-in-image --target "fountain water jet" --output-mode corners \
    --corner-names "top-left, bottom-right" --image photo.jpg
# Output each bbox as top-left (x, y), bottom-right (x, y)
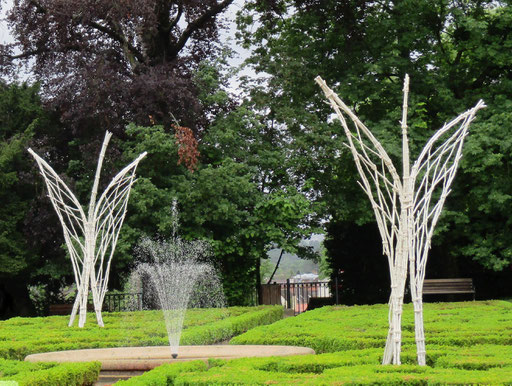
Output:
top-left (129, 202), bottom-right (225, 358)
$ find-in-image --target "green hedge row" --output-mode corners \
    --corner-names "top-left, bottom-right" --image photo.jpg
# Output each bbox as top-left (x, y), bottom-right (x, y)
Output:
top-left (0, 306), bottom-right (283, 360)
top-left (231, 300), bottom-right (512, 353)
top-left (117, 344), bottom-right (512, 384)
top-left (115, 361), bottom-right (208, 385)
top-left (0, 359), bottom-right (100, 386)
top-left (119, 301), bottom-right (512, 384)
top-left (180, 305), bottom-right (283, 345)
top-left (0, 306), bottom-right (282, 385)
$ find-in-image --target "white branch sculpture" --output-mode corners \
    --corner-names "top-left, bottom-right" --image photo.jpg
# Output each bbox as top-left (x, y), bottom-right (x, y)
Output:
top-left (28, 132), bottom-right (147, 328)
top-left (315, 75), bottom-right (484, 365)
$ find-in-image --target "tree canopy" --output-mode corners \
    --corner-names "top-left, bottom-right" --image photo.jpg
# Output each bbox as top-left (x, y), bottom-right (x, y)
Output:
top-left (0, 0), bottom-right (234, 133)
top-left (2, 0), bottom-right (512, 317)
top-left (117, 64), bottom-right (314, 304)
top-left (238, 0), bottom-right (512, 300)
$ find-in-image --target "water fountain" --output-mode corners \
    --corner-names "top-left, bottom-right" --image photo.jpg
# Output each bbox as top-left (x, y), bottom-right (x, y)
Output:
top-left (25, 202), bottom-right (315, 382)
top-left (129, 235), bottom-right (225, 358)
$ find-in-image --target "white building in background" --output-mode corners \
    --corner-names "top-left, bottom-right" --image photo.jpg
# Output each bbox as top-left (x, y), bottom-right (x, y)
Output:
top-left (291, 273), bottom-right (319, 283)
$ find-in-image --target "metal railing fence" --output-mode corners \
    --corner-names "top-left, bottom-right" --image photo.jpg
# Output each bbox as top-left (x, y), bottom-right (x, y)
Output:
top-left (103, 292), bottom-right (143, 312)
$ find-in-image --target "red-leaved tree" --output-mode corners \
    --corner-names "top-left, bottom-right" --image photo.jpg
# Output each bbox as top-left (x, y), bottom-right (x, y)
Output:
top-left (173, 124), bottom-right (200, 172)
top-left (0, 0), bottom-right (234, 134)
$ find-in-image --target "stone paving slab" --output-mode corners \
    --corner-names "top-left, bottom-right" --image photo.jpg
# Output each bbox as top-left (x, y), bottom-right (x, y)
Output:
top-left (94, 370), bottom-right (144, 385)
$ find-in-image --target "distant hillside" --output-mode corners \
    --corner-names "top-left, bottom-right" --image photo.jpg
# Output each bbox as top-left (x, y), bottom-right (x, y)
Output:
top-left (262, 235), bottom-right (326, 282)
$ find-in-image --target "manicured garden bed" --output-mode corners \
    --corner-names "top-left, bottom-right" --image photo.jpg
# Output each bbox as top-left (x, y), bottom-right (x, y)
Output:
top-left (0, 305), bottom-right (282, 385)
top-left (232, 300), bottom-right (512, 352)
top-left (119, 300), bottom-right (512, 384)
top-left (0, 305), bottom-right (283, 360)
top-left (0, 358), bottom-right (100, 386)
top-left (116, 346), bottom-right (512, 384)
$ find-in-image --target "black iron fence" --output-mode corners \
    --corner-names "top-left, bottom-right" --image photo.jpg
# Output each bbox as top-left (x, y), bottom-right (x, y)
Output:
top-left (103, 292), bottom-right (143, 312)
top-left (261, 276), bottom-right (342, 315)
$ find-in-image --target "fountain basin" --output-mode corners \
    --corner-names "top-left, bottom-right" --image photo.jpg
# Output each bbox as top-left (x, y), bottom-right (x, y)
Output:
top-left (25, 345), bottom-right (315, 371)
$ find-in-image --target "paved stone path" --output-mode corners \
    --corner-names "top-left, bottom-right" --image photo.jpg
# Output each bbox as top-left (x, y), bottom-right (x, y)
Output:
top-left (95, 370), bottom-right (144, 385)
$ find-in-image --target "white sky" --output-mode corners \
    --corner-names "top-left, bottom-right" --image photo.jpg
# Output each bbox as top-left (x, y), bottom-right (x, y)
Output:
top-left (219, 0), bottom-right (261, 95)
top-left (0, 0), bottom-right (13, 44)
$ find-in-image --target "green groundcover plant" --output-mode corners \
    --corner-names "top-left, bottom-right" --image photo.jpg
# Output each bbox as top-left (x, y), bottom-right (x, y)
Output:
top-left (119, 300), bottom-right (512, 384)
top-left (0, 306), bottom-right (282, 385)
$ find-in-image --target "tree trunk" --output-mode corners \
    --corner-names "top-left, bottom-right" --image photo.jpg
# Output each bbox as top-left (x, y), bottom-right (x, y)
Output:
top-left (90, 267), bottom-right (104, 327)
top-left (267, 249), bottom-right (284, 284)
top-left (256, 256), bottom-right (262, 305)
top-left (409, 261), bottom-right (426, 366)
top-left (68, 293), bottom-right (80, 327)
top-left (78, 260), bottom-right (92, 328)
top-left (382, 243), bottom-right (408, 365)
top-left (382, 298), bottom-right (394, 364)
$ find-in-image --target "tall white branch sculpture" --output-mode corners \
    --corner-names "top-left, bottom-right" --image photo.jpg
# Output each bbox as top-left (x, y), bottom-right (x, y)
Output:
top-left (315, 75), bottom-right (484, 365)
top-left (28, 132), bottom-right (147, 328)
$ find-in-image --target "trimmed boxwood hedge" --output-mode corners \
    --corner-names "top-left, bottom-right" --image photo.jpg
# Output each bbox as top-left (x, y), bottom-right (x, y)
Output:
top-left (231, 300), bottom-right (512, 353)
top-left (0, 306), bottom-right (283, 360)
top-left (119, 300), bottom-right (512, 384)
top-left (0, 359), bottom-right (101, 386)
top-left (115, 361), bottom-right (208, 385)
top-left (115, 346), bottom-right (512, 384)
top-left (117, 345), bottom-right (512, 386)
top-left (0, 306), bottom-right (282, 385)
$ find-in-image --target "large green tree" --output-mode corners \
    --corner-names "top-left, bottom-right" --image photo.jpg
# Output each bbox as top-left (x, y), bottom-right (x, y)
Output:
top-left (118, 62), bottom-right (314, 304)
top-left (0, 83), bottom-right (58, 318)
top-left (0, 0), bottom-right (254, 314)
top-left (238, 0), bottom-right (512, 301)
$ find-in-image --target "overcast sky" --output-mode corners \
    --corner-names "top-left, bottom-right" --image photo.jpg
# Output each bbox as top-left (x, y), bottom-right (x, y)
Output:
top-left (0, 0), bottom-right (13, 44)
top-left (220, 0), bottom-right (258, 94)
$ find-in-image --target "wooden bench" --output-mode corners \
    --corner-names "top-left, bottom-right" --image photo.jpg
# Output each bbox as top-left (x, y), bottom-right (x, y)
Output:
top-left (49, 303), bottom-right (94, 315)
top-left (423, 278), bottom-right (475, 300)
top-left (306, 296), bottom-right (335, 311)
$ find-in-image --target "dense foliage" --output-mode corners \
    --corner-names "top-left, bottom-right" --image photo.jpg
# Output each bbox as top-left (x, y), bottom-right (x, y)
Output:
top-left (120, 301), bottom-right (512, 384)
top-left (0, 306), bottom-right (283, 360)
top-left (0, 0), bottom-right (242, 315)
top-left (0, 0), bottom-right (313, 315)
top-left (238, 0), bottom-right (512, 301)
top-left (120, 111), bottom-right (314, 304)
top-left (0, 60), bottom-right (314, 315)
top-left (1, 0), bottom-right (512, 317)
